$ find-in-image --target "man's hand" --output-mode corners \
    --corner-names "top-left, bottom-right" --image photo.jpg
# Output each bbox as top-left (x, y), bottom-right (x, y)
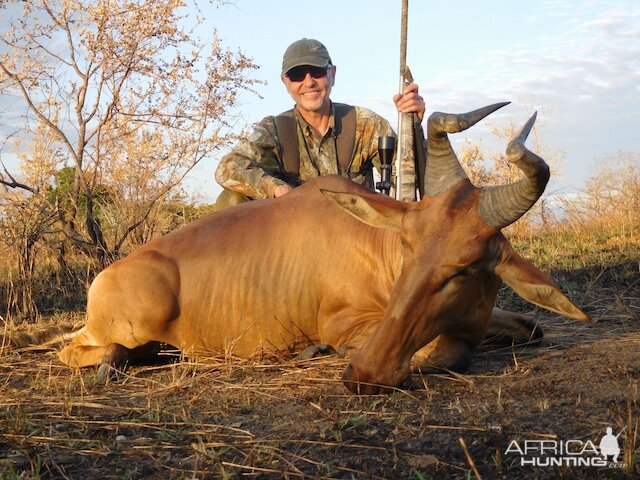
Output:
top-left (274, 184), bottom-right (294, 197)
top-left (393, 83), bottom-right (425, 121)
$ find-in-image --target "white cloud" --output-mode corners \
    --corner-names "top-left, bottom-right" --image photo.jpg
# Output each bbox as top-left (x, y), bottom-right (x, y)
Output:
top-left (408, 2), bottom-right (640, 192)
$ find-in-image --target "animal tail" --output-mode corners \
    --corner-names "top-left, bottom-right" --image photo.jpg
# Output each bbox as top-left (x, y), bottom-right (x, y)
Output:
top-left (9, 323), bottom-right (86, 351)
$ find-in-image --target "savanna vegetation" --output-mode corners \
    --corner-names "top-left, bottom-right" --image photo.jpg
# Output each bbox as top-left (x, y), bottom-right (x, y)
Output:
top-left (1, 1), bottom-right (639, 479)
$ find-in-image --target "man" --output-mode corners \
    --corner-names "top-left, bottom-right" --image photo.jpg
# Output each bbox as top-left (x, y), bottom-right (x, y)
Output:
top-left (599, 427), bottom-right (621, 462)
top-left (214, 38), bottom-right (426, 209)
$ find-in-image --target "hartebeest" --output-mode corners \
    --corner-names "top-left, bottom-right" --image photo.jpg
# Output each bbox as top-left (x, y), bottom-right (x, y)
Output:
top-left (56, 102), bottom-right (588, 393)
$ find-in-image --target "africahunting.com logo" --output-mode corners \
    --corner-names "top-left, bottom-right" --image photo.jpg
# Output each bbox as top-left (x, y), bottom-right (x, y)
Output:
top-left (505, 426), bottom-right (627, 468)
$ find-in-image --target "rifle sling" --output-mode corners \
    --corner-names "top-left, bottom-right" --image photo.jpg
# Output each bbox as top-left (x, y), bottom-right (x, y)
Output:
top-left (412, 112), bottom-right (427, 198)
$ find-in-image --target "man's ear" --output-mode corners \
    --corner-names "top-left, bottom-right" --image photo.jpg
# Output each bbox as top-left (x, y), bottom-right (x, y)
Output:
top-left (329, 65), bottom-right (336, 86)
top-left (321, 189), bottom-right (406, 231)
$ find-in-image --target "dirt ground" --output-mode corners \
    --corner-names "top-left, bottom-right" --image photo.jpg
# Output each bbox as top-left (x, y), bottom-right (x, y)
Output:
top-left (1, 259), bottom-right (639, 479)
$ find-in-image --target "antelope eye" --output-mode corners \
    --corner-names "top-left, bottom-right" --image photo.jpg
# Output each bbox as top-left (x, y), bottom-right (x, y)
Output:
top-left (437, 262), bottom-right (482, 291)
top-left (454, 260), bottom-right (482, 278)
top-left (455, 266), bottom-right (471, 277)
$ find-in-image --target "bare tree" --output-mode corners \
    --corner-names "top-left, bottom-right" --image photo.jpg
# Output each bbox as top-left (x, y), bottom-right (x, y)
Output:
top-left (0, 122), bottom-right (60, 319)
top-left (0, 0), bottom-right (259, 265)
top-left (577, 151), bottom-right (640, 231)
top-left (0, 191), bottom-right (57, 319)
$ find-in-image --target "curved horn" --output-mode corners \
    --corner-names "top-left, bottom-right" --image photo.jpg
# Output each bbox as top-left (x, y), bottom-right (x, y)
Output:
top-left (424, 102), bottom-right (510, 196)
top-left (478, 112), bottom-right (550, 229)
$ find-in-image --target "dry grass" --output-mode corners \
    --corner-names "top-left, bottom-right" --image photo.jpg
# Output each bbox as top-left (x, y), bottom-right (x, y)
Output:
top-left (1, 228), bottom-right (639, 479)
top-left (2, 173), bottom-right (640, 477)
top-left (1, 313), bottom-right (639, 479)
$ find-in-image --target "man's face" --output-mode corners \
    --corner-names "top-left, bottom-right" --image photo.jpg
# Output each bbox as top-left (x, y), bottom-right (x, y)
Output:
top-left (282, 65), bottom-right (336, 115)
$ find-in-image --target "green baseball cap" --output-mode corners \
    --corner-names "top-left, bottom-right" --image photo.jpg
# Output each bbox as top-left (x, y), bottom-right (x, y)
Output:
top-left (281, 38), bottom-right (332, 77)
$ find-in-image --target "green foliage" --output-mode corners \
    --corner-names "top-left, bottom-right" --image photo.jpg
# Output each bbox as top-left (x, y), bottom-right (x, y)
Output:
top-left (46, 167), bottom-right (74, 205)
top-left (46, 166), bottom-right (116, 218)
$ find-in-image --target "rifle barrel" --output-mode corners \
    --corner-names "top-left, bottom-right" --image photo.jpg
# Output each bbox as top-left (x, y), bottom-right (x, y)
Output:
top-left (396, 0), bottom-right (409, 199)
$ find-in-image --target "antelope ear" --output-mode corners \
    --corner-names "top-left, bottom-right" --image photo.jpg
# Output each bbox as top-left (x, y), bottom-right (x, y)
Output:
top-left (321, 189), bottom-right (407, 231)
top-left (495, 246), bottom-right (590, 321)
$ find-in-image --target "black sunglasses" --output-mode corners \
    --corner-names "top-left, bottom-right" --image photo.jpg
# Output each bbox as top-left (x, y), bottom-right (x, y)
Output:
top-left (286, 65), bottom-right (329, 82)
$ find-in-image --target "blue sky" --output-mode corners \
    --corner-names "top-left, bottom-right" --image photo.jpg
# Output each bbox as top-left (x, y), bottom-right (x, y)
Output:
top-left (190, 0), bottom-right (639, 200)
top-left (1, 1), bottom-right (638, 202)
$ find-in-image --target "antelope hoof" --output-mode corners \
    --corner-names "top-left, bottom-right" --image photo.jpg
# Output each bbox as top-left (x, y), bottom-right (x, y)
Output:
top-left (399, 375), bottom-right (420, 390)
top-left (96, 363), bottom-right (123, 384)
top-left (295, 344), bottom-right (337, 362)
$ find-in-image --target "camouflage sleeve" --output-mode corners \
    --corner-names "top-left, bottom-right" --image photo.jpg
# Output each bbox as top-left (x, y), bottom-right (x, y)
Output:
top-left (364, 112), bottom-right (395, 176)
top-left (359, 108), bottom-right (417, 202)
top-left (215, 117), bottom-right (288, 199)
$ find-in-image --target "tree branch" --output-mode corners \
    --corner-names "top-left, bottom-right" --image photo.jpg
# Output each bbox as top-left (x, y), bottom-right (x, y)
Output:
top-left (0, 61), bottom-right (79, 164)
top-left (0, 163), bottom-right (37, 194)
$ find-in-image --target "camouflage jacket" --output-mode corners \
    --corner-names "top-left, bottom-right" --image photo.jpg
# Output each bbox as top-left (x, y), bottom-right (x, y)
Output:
top-left (215, 102), bottom-right (418, 201)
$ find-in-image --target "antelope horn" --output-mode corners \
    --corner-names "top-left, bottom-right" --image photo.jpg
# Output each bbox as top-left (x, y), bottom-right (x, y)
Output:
top-left (478, 112), bottom-right (550, 229)
top-left (424, 102), bottom-right (510, 196)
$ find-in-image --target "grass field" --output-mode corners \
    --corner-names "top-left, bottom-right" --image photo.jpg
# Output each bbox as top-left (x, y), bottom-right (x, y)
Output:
top-left (1, 223), bottom-right (639, 479)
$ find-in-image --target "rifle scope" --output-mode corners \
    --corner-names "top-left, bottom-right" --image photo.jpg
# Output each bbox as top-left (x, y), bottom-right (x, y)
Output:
top-left (376, 136), bottom-right (395, 196)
